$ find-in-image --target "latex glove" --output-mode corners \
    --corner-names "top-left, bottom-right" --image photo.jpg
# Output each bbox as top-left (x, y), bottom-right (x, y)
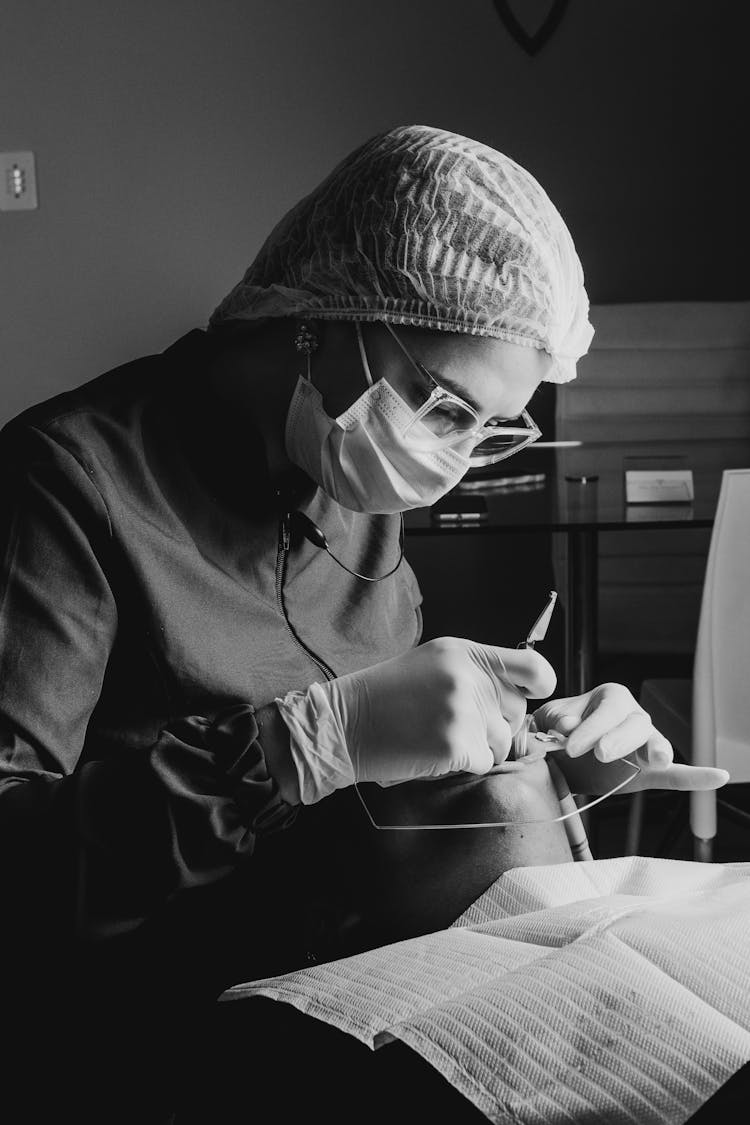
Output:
top-left (276, 637), bottom-right (557, 804)
top-left (532, 682), bottom-right (729, 795)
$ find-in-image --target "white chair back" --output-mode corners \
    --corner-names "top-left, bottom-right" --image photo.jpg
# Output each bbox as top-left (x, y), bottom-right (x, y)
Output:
top-left (692, 469), bottom-right (750, 780)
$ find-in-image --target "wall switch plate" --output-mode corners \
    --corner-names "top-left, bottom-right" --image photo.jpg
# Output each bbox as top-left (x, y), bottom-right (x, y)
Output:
top-left (0, 151), bottom-right (38, 210)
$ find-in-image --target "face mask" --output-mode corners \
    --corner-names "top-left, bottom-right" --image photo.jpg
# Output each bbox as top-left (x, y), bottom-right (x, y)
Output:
top-left (285, 328), bottom-right (472, 515)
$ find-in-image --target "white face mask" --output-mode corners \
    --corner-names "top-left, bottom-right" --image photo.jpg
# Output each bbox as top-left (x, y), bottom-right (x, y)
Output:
top-left (285, 327), bottom-right (472, 514)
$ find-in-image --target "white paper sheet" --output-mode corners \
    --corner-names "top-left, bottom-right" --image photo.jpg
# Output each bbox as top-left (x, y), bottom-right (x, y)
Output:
top-left (221, 857), bottom-right (750, 1124)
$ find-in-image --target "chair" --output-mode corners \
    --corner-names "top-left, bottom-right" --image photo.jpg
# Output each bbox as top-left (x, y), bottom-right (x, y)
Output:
top-left (626, 469), bottom-right (750, 861)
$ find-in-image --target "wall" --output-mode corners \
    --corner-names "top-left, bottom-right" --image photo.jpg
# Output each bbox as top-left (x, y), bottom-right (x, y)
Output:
top-left (2, 0), bottom-right (748, 424)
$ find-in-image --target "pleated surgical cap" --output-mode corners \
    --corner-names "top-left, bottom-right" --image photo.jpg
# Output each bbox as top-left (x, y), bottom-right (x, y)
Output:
top-left (209, 125), bottom-right (594, 382)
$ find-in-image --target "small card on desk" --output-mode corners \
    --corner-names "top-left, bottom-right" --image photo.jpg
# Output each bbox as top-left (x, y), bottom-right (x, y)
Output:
top-left (625, 469), bottom-right (694, 504)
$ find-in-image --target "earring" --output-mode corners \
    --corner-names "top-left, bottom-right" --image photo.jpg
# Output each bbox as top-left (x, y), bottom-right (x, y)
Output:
top-left (294, 322), bottom-right (319, 355)
top-left (293, 321), bottom-right (319, 381)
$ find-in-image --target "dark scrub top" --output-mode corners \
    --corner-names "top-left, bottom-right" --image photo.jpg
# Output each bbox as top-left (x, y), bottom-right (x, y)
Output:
top-left (0, 329), bottom-right (422, 1122)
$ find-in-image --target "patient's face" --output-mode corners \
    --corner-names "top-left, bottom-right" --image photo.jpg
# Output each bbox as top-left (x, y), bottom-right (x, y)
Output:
top-left (271, 756), bottom-right (573, 966)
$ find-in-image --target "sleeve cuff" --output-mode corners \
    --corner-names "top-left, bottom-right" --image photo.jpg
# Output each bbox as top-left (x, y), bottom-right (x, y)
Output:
top-left (207, 704), bottom-right (298, 836)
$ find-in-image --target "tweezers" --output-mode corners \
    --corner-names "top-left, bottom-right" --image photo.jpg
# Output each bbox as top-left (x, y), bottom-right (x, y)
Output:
top-left (518, 590), bottom-right (558, 650)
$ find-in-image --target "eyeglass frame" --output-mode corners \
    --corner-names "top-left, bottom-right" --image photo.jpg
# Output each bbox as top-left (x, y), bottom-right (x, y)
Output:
top-left (382, 322), bottom-right (542, 461)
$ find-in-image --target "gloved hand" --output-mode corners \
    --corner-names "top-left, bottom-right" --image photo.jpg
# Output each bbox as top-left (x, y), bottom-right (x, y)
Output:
top-left (532, 683), bottom-right (729, 794)
top-left (275, 637), bottom-right (557, 804)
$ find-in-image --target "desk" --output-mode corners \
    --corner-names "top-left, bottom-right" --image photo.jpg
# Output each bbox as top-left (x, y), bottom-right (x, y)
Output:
top-left (404, 444), bottom-right (732, 696)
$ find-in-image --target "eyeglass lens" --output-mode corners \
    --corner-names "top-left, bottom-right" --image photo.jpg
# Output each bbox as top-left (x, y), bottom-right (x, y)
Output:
top-left (353, 757), bottom-right (640, 831)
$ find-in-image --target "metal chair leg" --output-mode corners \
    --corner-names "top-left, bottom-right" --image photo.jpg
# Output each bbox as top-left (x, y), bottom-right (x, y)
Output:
top-left (625, 791), bottom-right (645, 855)
top-left (693, 836), bottom-right (714, 863)
top-left (690, 789), bottom-right (717, 851)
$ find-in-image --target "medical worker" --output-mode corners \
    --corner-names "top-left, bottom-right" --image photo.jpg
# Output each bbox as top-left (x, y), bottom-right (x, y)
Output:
top-left (0, 126), bottom-right (727, 1123)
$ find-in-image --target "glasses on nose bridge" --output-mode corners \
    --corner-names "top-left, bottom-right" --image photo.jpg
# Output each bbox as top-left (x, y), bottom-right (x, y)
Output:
top-left (382, 322), bottom-right (542, 465)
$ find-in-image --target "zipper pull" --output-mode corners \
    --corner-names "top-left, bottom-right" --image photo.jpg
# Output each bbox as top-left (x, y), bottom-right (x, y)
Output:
top-left (281, 513), bottom-right (291, 553)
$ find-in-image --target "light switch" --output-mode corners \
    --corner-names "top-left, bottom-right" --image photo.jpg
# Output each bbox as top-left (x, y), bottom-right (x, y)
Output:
top-left (0, 151), bottom-right (38, 211)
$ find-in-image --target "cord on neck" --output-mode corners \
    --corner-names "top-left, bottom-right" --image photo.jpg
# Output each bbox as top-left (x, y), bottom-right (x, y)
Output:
top-left (289, 510), bottom-right (404, 582)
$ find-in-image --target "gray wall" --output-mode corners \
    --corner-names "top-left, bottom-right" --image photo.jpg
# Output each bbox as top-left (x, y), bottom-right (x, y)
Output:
top-left (1, 0), bottom-right (747, 425)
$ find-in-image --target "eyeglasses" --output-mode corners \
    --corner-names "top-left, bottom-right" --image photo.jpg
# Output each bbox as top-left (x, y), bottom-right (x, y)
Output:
top-left (382, 323), bottom-right (542, 465)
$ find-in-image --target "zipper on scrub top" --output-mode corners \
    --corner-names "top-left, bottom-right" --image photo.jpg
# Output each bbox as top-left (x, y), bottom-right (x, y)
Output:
top-left (275, 514), bottom-right (336, 682)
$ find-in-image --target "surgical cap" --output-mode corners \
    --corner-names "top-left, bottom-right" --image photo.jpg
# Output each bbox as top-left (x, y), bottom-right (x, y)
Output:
top-left (209, 125), bottom-right (594, 383)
